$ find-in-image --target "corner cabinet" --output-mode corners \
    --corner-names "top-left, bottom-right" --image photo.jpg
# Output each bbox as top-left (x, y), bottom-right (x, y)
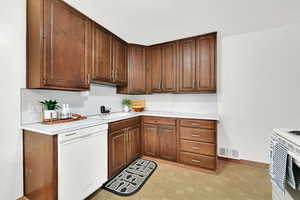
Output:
top-left (161, 42), bottom-right (177, 92)
top-left (27, 0), bottom-right (92, 91)
top-left (147, 46), bottom-right (162, 93)
top-left (112, 37), bottom-right (128, 85)
top-left (92, 26), bottom-right (127, 86)
top-left (117, 44), bottom-right (147, 94)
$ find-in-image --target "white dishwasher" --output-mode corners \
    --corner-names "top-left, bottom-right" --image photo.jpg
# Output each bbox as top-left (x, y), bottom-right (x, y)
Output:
top-left (58, 124), bottom-right (108, 200)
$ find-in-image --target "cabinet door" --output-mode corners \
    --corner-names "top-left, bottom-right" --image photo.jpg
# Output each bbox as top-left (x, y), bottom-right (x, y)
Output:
top-left (44, 0), bottom-right (91, 89)
top-left (92, 24), bottom-right (113, 83)
top-left (113, 37), bottom-right (127, 85)
top-left (195, 35), bottom-right (216, 92)
top-left (159, 125), bottom-right (177, 161)
top-left (127, 125), bottom-right (141, 164)
top-left (143, 124), bottom-right (159, 157)
top-left (108, 129), bottom-right (127, 178)
top-left (178, 39), bottom-right (196, 92)
top-left (127, 45), bottom-right (146, 93)
top-left (148, 46), bottom-right (162, 92)
top-left (161, 42), bottom-right (177, 92)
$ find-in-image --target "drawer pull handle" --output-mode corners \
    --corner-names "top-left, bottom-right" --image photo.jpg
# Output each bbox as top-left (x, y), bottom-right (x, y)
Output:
top-left (192, 147), bottom-right (200, 150)
top-left (65, 133), bottom-right (77, 137)
top-left (191, 134), bottom-right (200, 137)
top-left (192, 159), bottom-right (201, 163)
top-left (191, 123), bottom-right (200, 126)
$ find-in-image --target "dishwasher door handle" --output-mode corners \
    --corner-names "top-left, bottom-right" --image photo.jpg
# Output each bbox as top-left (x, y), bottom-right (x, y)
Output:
top-left (60, 132), bottom-right (103, 145)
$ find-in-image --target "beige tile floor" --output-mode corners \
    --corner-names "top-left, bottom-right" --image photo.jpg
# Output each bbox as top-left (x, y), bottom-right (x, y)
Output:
top-left (89, 161), bottom-right (271, 200)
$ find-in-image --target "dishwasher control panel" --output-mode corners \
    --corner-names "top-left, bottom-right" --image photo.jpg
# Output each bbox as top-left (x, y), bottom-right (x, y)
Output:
top-left (59, 124), bottom-right (108, 143)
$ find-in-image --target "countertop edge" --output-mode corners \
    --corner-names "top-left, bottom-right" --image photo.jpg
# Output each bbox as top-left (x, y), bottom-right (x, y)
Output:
top-left (22, 112), bottom-right (219, 136)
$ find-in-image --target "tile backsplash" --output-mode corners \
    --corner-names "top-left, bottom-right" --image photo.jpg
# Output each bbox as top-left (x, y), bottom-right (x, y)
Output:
top-left (21, 84), bottom-right (217, 124)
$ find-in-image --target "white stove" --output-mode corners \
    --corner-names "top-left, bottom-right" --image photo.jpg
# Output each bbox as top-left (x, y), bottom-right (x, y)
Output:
top-left (272, 129), bottom-right (300, 200)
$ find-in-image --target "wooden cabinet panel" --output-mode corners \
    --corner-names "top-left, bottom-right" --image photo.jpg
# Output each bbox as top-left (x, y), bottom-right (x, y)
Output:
top-left (180, 119), bottom-right (216, 130)
top-left (148, 46), bottom-right (162, 92)
top-left (159, 126), bottom-right (177, 161)
top-left (178, 39), bottom-right (196, 92)
top-left (43, 0), bottom-right (91, 89)
top-left (24, 131), bottom-right (57, 200)
top-left (180, 127), bottom-right (215, 143)
top-left (108, 118), bottom-right (141, 178)
top-left (143, 116), bottom-right (176, 126)
top-left (27, 0), bottom-right (92, 91)
top-left (118, 45), bottom-right (146, 94)
top-left (109, 129), bottom-right (127, 178)
top-left (113, 37), bottom-right (127, 85)
top-left (180, 139), bottom-right (215, 156)
top-left (92, 23), bottom-right (113, 83)
top-left (179, 152), bottom-right (216, 170)
top-left (143, 124), bottom-right (159, 157)
top-left (196, 35), bottom-right (216, 92)
top-left (127, 125), bottom-right (141, 163)
top-left (109, 117), bottom-right (141, 132)
top-left (161, 42), bottom-right (177, 92)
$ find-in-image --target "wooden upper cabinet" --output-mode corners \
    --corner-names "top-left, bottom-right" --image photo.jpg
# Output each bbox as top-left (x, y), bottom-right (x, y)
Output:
top-left (117, 44), bottom-right (146, 94)
top-left (178, 39), bottom-right (196, 92)
top-left (161, 42), bottom-right (177, 92)
top-left (195, 35), bottom-right (216, 92)
top-left (27, 0), bottom-right (92, 91)
top-left (159, 125), bottom-right (177, 161)
top-left (92, 23), bottom-right (113, 83)
top-left (177, 33), bottom-right (216, 93)
top-left (148, 46), bottom-right (163, 93)
top-left (112, 37), bottom-right (127, 85)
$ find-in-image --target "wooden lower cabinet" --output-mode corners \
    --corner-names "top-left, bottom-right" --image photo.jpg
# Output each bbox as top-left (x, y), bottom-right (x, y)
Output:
top-left (108, 117), bottom-right (141, 178)
top-left (158, 126), bottom-right (177, 161)
top-left (143, 117), bottom-right (217, 170)
top-left (143, 124), bottom-right (159, 157)
top-left (108, 129), bottom-right (127, 178)
top-left (143, 118), bottom-right (177, 162)
top-left (178, 119), bottom-right (217, 170)
top-left (127, 125), bottom-right (142, 164)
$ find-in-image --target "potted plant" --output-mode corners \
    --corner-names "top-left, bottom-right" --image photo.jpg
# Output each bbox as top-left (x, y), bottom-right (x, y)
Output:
top-left (39, 99), bottom-right (61, 121)
top-left (121, 98), bottom-right (132, 112)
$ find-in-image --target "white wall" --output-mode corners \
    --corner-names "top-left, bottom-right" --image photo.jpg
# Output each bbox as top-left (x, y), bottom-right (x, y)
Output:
top-left (218, 23), bottom-right (300, 163)
top-left (0, 0), bottom-right (26, 199)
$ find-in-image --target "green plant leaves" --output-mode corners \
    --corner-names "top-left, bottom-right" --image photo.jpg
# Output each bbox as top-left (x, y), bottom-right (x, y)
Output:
top-left (39, 99), bottom-right (61, 110)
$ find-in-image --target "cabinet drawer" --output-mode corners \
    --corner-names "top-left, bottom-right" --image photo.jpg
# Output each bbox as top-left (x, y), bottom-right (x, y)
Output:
top-left (109, 117), bottom-right (140, 132)
top-left (179, 152), bottom-right (216, 170)
top-left (180, 127), bottom-right (215, 143)
top-left (143, 116), bottom-right (176, 126)
top-left (180, 119), bottom-right (216, 129)
top-left (180, 139), bottom-right (215, 156)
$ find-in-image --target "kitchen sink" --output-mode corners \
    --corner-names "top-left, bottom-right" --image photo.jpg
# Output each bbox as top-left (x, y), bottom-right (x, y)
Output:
top-left (90, 112), bottom-right (135, 120)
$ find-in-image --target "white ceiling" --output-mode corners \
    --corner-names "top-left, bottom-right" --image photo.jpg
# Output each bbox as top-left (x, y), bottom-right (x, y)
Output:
top-left (65, 0), bottom-right (300, 45)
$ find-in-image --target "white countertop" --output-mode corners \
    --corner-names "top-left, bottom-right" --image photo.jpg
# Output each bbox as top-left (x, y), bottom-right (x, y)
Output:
top-left (273, 128), bottom-right (300, 147)
top-left (22, 111), bottom-right (219, 135)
